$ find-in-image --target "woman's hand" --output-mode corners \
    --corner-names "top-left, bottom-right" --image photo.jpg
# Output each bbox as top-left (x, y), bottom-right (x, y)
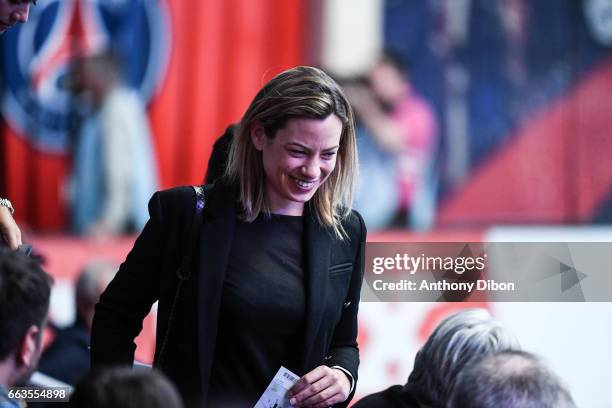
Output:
top-left (288, 365), bottom-right (351, 407)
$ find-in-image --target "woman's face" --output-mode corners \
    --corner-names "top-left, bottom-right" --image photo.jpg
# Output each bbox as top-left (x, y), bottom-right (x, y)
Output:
top-left (251, 114), bottom-right (343, 216)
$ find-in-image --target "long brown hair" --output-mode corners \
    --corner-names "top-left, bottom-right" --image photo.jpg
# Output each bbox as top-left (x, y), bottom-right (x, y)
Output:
top-left (225, 66), bottom-right (358, 239)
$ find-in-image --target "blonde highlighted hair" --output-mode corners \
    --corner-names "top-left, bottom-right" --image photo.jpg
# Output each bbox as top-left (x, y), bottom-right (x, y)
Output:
top-left (225, 66), bottom-right (358, 239)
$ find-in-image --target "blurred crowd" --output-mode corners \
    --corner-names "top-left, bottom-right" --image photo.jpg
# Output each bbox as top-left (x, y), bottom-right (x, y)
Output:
top-left (0, 247), bottom-right (576, 407)
top-left (64, 48), bottom-right (441, 236)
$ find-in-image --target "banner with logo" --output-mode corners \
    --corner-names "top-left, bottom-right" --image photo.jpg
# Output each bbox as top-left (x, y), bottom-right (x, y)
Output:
top-left (1, 0), bottom-right (306, 230)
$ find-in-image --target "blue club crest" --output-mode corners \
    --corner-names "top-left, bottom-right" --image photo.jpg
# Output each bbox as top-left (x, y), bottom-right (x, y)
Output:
top-left (1, 0), bottom-right (170, 152)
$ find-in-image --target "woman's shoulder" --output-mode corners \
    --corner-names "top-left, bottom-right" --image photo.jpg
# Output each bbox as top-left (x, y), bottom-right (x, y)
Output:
top-left (157, 181), bottom-right (229, 199)
top-left (153, 182), bottom-right (232, 217)
top-left (147, 186), bottom-right (199, 228)
top-left (155, 185), bottom-right (198, 202)
top-left (340, 209), bottom-right (367, 241)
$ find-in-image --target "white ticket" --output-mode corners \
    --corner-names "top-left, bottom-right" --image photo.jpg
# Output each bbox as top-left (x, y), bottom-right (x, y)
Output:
top-left (253, 366), bottom-right (300, 408)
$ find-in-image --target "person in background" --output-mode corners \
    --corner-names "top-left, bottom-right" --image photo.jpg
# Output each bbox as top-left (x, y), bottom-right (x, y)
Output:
top-left (70, 367), bottom-right (183, 408)
top-left (0, 199), bottom-right (20, 250)
top-left (205, 124), bottom-right (236, 184)
top-left (0, 247), bottom-right (52, 407)
top-left (354, 309), bottom-right (519, 408)
top-left (38, 260), bottom-right (117, 385)
top-left (70, 52), bottom-right (159, 237)
top-left (0, 0), bottom-right (38, 249)
top-left (344, 76), bottom-right (398, 231)
top-left (348, 52), bottom-right (438, 230)
top-left (448, 350), bottom-right (577, 408)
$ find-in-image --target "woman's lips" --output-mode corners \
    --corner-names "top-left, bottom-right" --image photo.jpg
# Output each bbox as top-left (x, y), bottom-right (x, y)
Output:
top-left (290, 175), bottom-right (317, 191)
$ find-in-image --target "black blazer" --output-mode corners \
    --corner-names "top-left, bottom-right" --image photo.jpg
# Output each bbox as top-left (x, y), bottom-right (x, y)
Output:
top-left (91, 182), bottom-right (367, 407)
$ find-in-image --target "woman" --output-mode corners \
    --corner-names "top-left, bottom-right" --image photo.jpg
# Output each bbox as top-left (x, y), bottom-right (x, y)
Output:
top-left (91, 66), bottom-right (367, 408)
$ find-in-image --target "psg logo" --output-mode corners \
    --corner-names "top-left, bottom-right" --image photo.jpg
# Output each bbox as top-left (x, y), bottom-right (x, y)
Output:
top-left (1, 0), bottom-right (170, 152)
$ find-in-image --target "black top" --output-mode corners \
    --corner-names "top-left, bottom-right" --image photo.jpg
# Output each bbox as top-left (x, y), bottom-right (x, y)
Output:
top-left (353, 385), bottom-right (421, 408)
top-left (208, 213), bottom-right (306, 407)
top-left (91, 183), bottom-right (366, 408)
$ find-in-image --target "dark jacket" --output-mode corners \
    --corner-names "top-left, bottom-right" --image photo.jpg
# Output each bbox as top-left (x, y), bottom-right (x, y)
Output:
top-left (39, 319), bottom-right (90, 385)
top-left (353, 385), bottom-right (422, 408)
top-left (91, 182), bottom-right (367, 407)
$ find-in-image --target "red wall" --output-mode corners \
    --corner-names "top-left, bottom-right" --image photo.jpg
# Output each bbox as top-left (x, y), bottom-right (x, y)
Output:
top-left (2, 0), bottom-right (307, 230)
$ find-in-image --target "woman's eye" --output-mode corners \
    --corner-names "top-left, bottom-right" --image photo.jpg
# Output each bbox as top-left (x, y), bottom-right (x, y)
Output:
top-left (289, 150), bottom-right (306, 157)
top-left (321, 152), bottom-right (336, 160)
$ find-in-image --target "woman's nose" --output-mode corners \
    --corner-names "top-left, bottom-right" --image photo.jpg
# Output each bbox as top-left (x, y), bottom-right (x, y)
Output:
top-left (300, 160), bottom-right (321, 179)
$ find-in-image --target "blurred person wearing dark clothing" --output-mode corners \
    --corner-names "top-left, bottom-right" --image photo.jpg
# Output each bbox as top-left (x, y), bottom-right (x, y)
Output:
top-left (355, 384), bottom-right (420, 408)
top-left (448, 350), bottom-right (577, 408)
top-left (205, 125), bottom-right (235, 184)
top-left (354, 309), bottom-right (519, 408)
top-left (0, 247), bottom-right (52, 407)
top-left (70, 367), bottom-right (183, 408)
top-left (39, 260), bottom-right (117, 385)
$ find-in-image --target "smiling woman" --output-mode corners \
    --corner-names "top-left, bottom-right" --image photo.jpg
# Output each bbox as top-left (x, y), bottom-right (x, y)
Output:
top-left (250, 114), bottom-right (342, 216)
top-left (226, 66), bottom-right (358, 239)
top-left (91, 66), bottom-right (367, 408)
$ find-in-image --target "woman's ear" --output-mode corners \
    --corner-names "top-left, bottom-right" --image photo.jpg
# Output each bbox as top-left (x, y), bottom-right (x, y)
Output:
top-left (250, 123), bottom-right (266, 151)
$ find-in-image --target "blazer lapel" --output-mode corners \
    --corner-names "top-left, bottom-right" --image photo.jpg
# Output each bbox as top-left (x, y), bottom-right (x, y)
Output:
top-left (196, 183), bottom-right (236, 400)
top-left (299, 205), bottom-right (333, 372)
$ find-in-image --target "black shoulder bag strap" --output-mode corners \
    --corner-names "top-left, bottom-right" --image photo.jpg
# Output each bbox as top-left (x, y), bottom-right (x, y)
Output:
top-left (155, 185), bottom-right (206, 367)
